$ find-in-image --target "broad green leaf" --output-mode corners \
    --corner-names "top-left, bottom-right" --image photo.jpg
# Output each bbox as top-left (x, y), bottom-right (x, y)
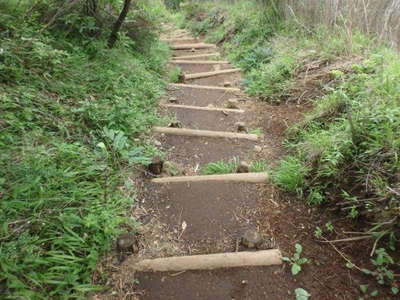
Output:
top-left (295, 243), bottom-right (303, 254)
top-left (370, 290), bottom-right (378, 297)
top-left (297, 258), bottom-right (308, 265)
top-left (291, 263), bottom-right (302, 275)
top-left (295, 288), bottom-right (311, 300)
top-left (359, 284), bottom-right (368, 293)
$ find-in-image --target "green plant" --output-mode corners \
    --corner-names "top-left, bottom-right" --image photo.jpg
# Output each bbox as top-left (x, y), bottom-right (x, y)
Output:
top-left (314, 226), bottom-right (323, 238)
top-left (325, 222), bottom-right (334, 233)
top-left (295, 288), bottom-right (311, 300)
top-left (347, 248), bottom-right (398, 295)
top-left (282, 244), bottom-right (309, 276)
top-left (362, 248), bottom-right (395, 286)
top-left (249, 128), bottom-right (263, 137)
top-left (272, 156), bottom-right (309, 194)
top-left (250, 160), bottom-right (268, 172)
top-left (164, 0), bottom-right (184, 10)
top-left (359, 284), bottom-right (380, 299)
top-left (169, 66), bottom-right (183, 83)
top-left (201, 159), bottom-right (237, 175)
top-left (307, 188), bottom-right (325, 205)
top-left (0, 0), bottom-right (169, 297)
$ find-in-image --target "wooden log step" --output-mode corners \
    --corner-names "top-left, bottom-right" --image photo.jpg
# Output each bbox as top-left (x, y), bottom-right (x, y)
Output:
top-left (162, 104), bottom-right (244, 113)
top-left (153, 127), bottom-right (258, 141)
top-left (172, 60), bottom-right (229, 65)
top-left (171, 43), bottom-right (216, 50)
top-left (133, 250), bottom-right (281, 272)
top-left (168, 34), bottom-right (192, 40)
top-left (173, 53), bottom-right (220, 60)
top-left (162, 34), bottom-right (192, 40)
top-left (174, 29), bottom-right (189, 33)
top-left (161, 38), bottom-right (199, 43)
top-left (185, 68), bottom-right (241, 80)
top-left (169, 83), bottom-right (241, 92)
top-left (151, 172), bottom-right (269, 184)
top-left (165, 30), bottom-right (189, 36)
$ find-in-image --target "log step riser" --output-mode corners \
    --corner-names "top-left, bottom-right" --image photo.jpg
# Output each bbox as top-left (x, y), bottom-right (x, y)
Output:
top-left (169, 83), bottom-right (242, 92)
top-left (133, 250), bottom-right (281, 272)
top-left (154, 127), bottom-right (258, 141)
top-left (162, 104), bottom-right (244, 113)
top-left (185, 69), bottom-right (241, 80)
top-left (151, 172), bottom-right (269, 184)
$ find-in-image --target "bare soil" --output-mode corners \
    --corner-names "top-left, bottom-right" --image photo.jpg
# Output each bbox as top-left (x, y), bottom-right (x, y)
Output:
top-left (174, 62), bottom-right (232, 73)
top-left (166, 107), bottom-right (244, 131)
top-left (157, 134), bottom-right (256, 170)
top-left (166, 86), bottom-right (240, 107)
top-left (187, 72), bottom-right (242, 87)
top-left (141, 181), bottom-right (261, 251)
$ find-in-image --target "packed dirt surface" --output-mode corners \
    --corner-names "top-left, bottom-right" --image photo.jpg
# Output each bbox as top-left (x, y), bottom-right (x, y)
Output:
top-left (94, 26), bottom-right (395, 300)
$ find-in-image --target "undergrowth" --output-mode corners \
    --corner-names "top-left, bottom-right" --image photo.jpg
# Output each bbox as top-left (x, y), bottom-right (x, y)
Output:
top-left (0, 0), bottom-right (169, 298)
top-left (179, 1), bottom-right (371, 103)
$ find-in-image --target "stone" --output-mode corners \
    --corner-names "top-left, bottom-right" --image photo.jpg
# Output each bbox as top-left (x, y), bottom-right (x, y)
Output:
top-left (178, 73), bottom-right (185, 83)
top-left (154, 139), bottom-right (162, 147)
top-left (235, 122), bottom-right (247, 133)
top-left (236, 161), bottom-right (250, 173)
top-left (168, 97), bottom-right (179, 104)
top-left (226, 99), bottom-right (240, 109)
top-left (116, 233), bottom-right (138, 253)
top-left (168, 121), bottom-right (183, 128)
top-left (223, 81), bottom-right (232, 87)
top-left (241, 229), bottom-right (263, 249)
top-left (190, 48), bottom-right (196, 52)
top-left (254, 145), bottom-right (262, 152)
top-left (148, 156), bottom-right (164, 175)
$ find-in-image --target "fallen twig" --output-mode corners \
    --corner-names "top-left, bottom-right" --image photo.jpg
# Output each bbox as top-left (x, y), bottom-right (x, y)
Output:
top-left (322, 237), bottom-right (364, 272)
top-left (320, 235), bottom-right (373, 243)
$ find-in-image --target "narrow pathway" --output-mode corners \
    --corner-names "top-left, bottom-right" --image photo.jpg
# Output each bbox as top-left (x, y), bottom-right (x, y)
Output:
top-left (116, 26), bottom-right (298, 299)
top-left (98, 25), bottom-right (388, 300)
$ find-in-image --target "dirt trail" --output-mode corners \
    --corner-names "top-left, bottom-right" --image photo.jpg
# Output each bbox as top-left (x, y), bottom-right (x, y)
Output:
top-left (130, 27), bottom-right (289, 299)
top-left (98, 26), bottom-right (388, 300)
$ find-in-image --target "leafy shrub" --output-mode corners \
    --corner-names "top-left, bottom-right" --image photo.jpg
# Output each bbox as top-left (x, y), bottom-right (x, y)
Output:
top-left (0, 0), bottom-right (169, 298)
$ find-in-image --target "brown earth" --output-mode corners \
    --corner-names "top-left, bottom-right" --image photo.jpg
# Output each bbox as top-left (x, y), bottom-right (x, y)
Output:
top-left (174, 62), bottom-right (232, 73)
top-left (187, 72), bottom-right (242, 87)
top-left (93, 26), bottom-right (396, 300)
top-left (157, 135), bottom-right (256, 170)
top-left (166, 86), bottom-right (240, 107)
top-left (172, 48), bottom-right (219, 58)
top-left (166, 107), bottom-right (244, 131)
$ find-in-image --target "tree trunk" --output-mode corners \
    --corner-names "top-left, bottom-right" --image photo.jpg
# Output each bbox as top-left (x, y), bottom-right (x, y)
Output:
top-left (107, 0), bottom-right (132, 48)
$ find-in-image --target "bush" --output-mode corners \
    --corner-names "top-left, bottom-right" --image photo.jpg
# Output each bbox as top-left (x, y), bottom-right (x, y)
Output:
top-left (0, 0), bottom-right (169, 298)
